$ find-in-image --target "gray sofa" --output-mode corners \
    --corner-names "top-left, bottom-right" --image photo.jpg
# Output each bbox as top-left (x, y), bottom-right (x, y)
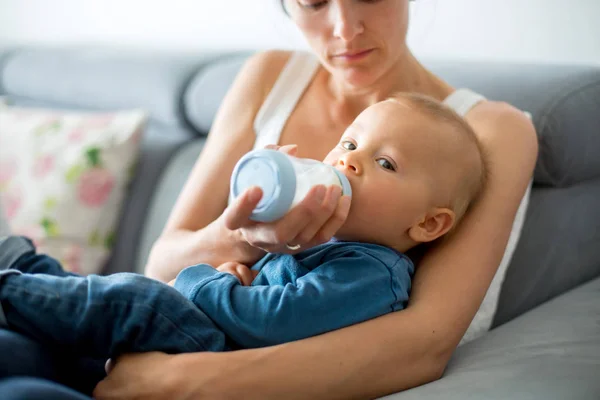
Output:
top-left (0, 47), bottom-right (599, 399)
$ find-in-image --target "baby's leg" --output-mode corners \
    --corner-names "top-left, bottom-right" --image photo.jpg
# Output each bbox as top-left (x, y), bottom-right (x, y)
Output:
top-left (0, 272), bottom-right (227, 358)
top-left (0, 236), bottom-right (76, 277)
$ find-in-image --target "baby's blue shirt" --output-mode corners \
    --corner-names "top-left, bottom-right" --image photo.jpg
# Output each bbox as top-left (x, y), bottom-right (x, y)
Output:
top-left (174, 241), bottom-right (414, 348)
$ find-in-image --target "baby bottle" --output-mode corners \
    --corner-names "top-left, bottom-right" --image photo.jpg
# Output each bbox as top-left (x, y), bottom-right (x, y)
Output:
top-left (230, 149), bottom-right (352, 222)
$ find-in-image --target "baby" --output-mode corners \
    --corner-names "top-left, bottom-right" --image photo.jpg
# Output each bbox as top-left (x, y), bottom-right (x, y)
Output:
top-left (0, 93), bottom-right (486, 358)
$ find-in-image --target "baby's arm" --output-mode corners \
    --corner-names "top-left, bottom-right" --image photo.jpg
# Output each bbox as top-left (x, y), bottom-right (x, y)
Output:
top-left (174, 248), bottom-right (412, 349)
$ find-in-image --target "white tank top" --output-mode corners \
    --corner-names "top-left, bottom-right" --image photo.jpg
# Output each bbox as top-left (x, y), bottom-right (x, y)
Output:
top-left (253, 51), bottom-right (532, 345)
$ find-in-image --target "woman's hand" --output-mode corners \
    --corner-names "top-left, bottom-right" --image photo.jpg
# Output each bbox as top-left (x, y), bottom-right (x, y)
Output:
top-left (223, 144), bottom-right (352, 255)
top-left (94, 353), bottom-right (199, 400)
top-left (95, 351), bottom-right (254, 400)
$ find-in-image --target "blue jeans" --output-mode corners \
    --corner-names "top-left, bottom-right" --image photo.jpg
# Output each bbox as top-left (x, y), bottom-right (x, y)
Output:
top-left (0, 328), bottom-right (103, 397)
top-left (0, 377), bottom-right (92, 400)
top-left (0, 236), bottom-right (228, 360)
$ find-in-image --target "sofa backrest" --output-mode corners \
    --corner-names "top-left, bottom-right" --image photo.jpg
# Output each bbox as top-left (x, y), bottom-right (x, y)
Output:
top-left (180, 54), bottom-right (600, 326)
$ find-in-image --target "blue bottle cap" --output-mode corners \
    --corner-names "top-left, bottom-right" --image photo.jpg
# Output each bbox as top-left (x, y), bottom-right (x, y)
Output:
top-left (230, 149), bottom-right (297, 222)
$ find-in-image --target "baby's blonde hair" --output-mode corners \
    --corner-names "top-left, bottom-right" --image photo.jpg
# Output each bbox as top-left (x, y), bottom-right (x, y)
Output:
top-left (385, 92), bottom-right (488, 226)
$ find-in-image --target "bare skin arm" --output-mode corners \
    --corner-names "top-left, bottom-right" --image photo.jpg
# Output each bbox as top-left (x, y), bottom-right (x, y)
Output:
top-left (143, 52), bottom-right (275, 282)
top-left (146, 51), bottom-right (350, 283)
top-left (94, 103), bottom-right (538, 399)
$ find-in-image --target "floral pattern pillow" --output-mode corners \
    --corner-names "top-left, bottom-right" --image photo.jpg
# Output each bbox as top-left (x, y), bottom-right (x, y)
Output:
top-left (0, 106), bottom-right (147, 274)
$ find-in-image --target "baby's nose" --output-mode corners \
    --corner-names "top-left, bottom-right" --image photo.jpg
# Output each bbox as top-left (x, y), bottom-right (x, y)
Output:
top-left (338, 157), bottom-right (359, 174)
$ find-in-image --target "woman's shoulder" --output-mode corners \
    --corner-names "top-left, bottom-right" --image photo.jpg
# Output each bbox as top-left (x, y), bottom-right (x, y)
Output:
top-left (239, 50), bottom-right (296, 98)
top-left (213, 50), bottom-right (297, 134)
top-left (467, 99), bottom-right (538, 163)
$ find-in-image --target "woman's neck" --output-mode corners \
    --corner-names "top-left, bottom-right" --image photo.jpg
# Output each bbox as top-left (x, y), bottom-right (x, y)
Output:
top-left (325, 50), bottom-right (454, 115)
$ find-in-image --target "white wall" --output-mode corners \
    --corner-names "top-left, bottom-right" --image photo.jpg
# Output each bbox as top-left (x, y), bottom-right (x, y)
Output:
top-left (0, 0), bottom-right (598, 65)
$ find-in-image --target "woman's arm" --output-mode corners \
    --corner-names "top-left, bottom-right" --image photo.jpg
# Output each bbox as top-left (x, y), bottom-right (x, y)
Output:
top-left (144, 51), bottom-right (288, 282)
top-left (95, 102), bottom-right (537, 400)
top-left (146, 51), bottom-right (351, 283)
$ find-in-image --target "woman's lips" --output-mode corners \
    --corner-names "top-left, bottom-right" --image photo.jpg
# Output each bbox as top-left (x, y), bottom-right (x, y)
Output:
top-left (332, 49), bottom-right (374, 62)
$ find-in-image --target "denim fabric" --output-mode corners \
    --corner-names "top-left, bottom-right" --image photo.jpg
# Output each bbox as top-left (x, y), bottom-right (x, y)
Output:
top-left (0, 377), bottom-right (91, 400)
top-left (175, 241), bottom-right (414, 348)
top-left (0, 328), bottom-right (105, 396)
top-left (0, 238), bottom-right (227, 358)
top-left (0, 237), bottom-right (412, 359)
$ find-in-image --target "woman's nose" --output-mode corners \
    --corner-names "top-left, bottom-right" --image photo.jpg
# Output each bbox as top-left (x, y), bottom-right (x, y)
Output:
top-left (331, 4), bottom-right (364, 42)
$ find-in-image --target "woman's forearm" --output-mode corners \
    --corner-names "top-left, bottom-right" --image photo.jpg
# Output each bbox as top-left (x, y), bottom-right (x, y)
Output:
top-left (181, 308), bottom-right (449, 400)
top-left (145, 220), bottom-right (261, 283)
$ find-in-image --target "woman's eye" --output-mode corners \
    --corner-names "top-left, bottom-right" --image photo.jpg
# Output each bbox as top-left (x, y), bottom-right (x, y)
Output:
top-left (377, 158), bottom-right (395, 171)
top-left (341, 141), bottom-right (357, 151)
top-left (298, 0), bottom-right (328, 10)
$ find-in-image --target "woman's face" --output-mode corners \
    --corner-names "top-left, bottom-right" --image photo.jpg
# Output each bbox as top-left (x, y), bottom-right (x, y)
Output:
top-left (286, 0), bottom-right (410, 87)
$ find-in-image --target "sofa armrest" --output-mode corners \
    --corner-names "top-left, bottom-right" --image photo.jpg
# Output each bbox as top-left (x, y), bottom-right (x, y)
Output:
top-left (381, 276), bottom-right (600, 400)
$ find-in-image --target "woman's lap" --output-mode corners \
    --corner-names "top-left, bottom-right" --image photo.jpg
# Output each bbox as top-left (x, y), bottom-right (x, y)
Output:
top-left (0, 328), bottom-right (104, 396)
top-left (0, 328), bottom-right (58, 381)
top-left (0, 377), bottom-right (91, 400)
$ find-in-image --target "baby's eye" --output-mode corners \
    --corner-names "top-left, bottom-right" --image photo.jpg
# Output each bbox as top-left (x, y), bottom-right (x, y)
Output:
top-left (341, 141), bottom-right (356, 151)
top-left (377, 158), bottom-right (395, 171)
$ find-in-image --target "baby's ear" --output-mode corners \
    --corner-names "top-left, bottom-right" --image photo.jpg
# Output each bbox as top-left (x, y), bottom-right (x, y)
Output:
top-left (408, 208), bottom-right (455, 243)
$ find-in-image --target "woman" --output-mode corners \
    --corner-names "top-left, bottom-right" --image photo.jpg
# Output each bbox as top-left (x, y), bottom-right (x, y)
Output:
top-left (92, 1), bottom-right (537, 398)
top-left (2, 0), bottom-right (538, 399)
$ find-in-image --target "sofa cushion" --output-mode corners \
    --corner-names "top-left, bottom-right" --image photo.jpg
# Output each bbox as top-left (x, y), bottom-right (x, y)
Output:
top-left (426, 60), bottom-right (600, 188)
top-left (102, 123), bottom-right (193, 275)
top-left (1, 48), bottom-right (210, 129)
top-left (134, 139), bottom-right (206, 274)
top-left (0, 49), bottom-right (15, 94)
top-left (0, 105), bottom-right (146, 274)
top-left (494, 177), bottom-right (600, 326)
top-left (183, 53), bottom-right (252, 135)
top-left (382, 277), bottom-right (600, 400)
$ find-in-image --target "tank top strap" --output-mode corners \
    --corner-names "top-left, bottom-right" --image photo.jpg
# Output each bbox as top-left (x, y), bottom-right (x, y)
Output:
top-left (252, 52), bottom-right (320, 150)
top-left (443, 88), bottom-right (487, 117)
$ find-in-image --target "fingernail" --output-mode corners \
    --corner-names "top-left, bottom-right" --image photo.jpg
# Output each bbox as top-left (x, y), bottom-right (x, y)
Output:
top-left (249, 187), bottom-right (262, 202)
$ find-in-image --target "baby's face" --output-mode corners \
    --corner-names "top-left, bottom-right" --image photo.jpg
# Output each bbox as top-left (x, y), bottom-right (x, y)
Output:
top-left (323, 100), bottom-right (455, 250)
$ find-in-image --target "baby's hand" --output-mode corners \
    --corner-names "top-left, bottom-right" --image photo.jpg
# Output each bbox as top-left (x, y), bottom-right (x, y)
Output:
top-left (217, 262), bottom-right (259, 286)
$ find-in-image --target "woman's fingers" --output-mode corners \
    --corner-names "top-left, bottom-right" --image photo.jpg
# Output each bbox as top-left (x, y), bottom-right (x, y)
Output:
top-left (224, 186), bottom-right (263, 231)
top-left (279, 144), bottom-right (298, 156)
top-left (225, 182), bottom-right (348, 254)
top-left (267, 184), bottom-right (328, 247)
top-left (237, 184), bottom-right (327, 251)
top-left (307, 195), bottom-right (352, 246)
top-left (264, 144), bottom-right (298, 156)
top-left (289, 185), bottom-right (342, 245)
